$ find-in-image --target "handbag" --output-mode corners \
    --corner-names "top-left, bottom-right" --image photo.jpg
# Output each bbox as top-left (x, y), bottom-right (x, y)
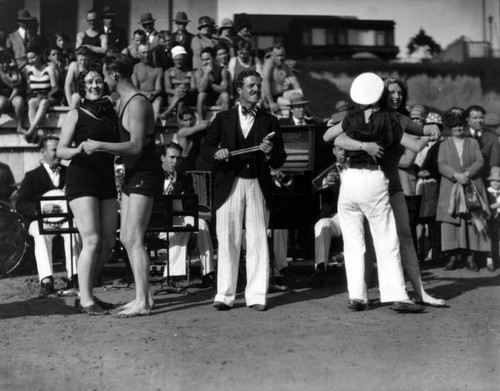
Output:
top-left (465, 183), bottom-right (481, 212)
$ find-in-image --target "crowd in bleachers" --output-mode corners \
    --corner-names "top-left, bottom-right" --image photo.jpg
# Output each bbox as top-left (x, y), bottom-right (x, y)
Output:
top-left (0, 6), bottom-right (499, 313)
top-left (0, 7), bottom-right (301, 143)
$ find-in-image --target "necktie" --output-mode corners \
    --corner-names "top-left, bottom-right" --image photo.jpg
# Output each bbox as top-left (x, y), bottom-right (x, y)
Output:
top-left (241, 105), bottom-right (258, 117)
top-left (50, 165), bottom-right (60, 173)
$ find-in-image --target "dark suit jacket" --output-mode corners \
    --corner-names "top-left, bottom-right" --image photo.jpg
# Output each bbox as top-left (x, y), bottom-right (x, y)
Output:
top-left (106, 26), bottom-right (127, 52)
top-left (169, 171), bottom-right (194, 196)
top-left (16, 165), bottom-right (66, 226)
top-left (469, 129), bottom-right (500, 178)
top-left (202, 107), bottom-right (287, 210)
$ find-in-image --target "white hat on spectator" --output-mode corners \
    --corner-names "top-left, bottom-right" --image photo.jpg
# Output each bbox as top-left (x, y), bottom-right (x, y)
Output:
top-left (171, 46), bottom-right (187, 58)
top-left (350, 72), bottom-right (384, 105)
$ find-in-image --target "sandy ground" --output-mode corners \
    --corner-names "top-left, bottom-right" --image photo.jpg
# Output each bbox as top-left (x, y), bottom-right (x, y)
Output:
top-left (1, 260), bottom-right (499, 391)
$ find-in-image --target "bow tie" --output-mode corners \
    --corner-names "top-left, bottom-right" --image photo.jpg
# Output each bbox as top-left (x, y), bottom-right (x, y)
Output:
top-left (241, 105), bottom-right (258, 117)
top-left (50, 166), bottom-right (60, 173)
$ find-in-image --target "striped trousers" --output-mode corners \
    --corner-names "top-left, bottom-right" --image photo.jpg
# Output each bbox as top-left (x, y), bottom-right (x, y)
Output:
top-left (214, 177), bottom-right (270, 307)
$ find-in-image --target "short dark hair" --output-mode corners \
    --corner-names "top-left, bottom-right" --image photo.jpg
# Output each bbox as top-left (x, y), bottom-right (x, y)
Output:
top-left (235, 69), bottom-right (261, 91)
top-left (236, 40), bottom-right (252, 53)
top-left (200, 46), bottom-right (214, 57)
top-left (466, 105), bottom-right (486, 117)
top-left (75, 46), bottom-right (91, 56)
top-left (44, 46), bottom-right (61, 60)
top-left (26, 46), bottom-right (42, 56)
top-left (103, 53), bottom-right (133, 78)
top-left (39, 135), bottom-right (59, 150)
top-left (214, 42), bottom-right (229, 54)
top-left (75, 62), bottom-right (107, 98)
top-left (178, 107), bottom-right (195, 119)
top-left (380, 77), bottom-right (408, 115)
top-left (163, 142), bottom-right (183, 155)
top-left (133, 29), bottom-right (146, 38)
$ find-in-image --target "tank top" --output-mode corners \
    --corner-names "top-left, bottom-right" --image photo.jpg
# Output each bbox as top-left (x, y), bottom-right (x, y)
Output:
top-left (70, 108), bottom-right (116, 169)
top-left (82, 31), bottom-right (102, 48)
top-left (117, 93), bottom-right (161, 172)
top-left (28, 67), bottom-right (51, 95)
top-left (233, 57), bottom-right (256, 81)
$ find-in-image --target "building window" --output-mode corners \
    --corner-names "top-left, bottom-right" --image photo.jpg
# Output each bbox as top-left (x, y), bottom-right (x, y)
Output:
top-left (311, 28), bottom-right (326, 46)
top-left (375, 31), bottom-right (386, 46)
top-left (348, 29), bottom-right (375, 45)
top-left (337, 29), bottom-right (347, 45)
top-left (326, 29), bottom-right (335, 45)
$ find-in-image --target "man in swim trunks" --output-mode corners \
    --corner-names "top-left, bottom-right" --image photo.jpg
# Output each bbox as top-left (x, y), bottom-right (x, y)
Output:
top-left (82, 53), bottom-right (163, 317)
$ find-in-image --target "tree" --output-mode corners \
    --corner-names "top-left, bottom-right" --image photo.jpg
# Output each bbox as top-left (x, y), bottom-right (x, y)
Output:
top-left (407, 28), bottom-right (442, 58)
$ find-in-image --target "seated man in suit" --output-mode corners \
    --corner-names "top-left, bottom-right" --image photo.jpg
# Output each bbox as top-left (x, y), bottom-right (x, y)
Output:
top-left (159, 142), bottom-right (215, 286)
top-left (16, 136), bottom-right (80, 296)
top-left (6, 9), bottom-right (42, 69)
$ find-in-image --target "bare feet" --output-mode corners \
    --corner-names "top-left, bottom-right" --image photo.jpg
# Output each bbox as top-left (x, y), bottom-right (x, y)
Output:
top-left (113, 302), bottom-right (151, 318)
top-left (16, 127), bottom-right (27, 135)
top-left (116, 290), bottom-right (155, 311)
top-left (417, 293), bottom-right (447, 307)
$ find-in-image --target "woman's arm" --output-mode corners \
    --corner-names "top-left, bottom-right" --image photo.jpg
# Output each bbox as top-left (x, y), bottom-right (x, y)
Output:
top-left (334, 133), bottom-right (384, 161)
top-left (57, 109), bottom-right (83, 160)
top-left (323, 122), bottom-right (344, 143)
top-left (400, 133), bottom-right (429, 153)
top-left (64, 62), bottom-right (76, 104)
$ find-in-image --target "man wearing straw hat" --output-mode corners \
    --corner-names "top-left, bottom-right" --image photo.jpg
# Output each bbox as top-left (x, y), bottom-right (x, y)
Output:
top-left (202, 70), bottom-right (286, 312)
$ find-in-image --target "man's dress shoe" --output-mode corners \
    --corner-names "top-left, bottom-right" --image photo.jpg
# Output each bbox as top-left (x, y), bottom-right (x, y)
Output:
top-left (213, 301), bottom-right (231, 311)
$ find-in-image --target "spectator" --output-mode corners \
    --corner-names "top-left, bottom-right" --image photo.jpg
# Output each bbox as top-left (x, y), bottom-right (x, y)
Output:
top-left (24, 46), bottom-right (58, 144)
top-left (172, 11), bottom-right (194, 67)
top-left (262, 44), bottom-right (301, 114)
top-left (132, 42), bottom-right (164, 123)
top-left (121, 29), bottom-right (146, 65)
top-left (173, 108), bottom-right (209, 173)
top-left (227, 40), bottom-right (262, 84)
top-left (102, 6), bottom-right (127, 53)
top-left (0, 52), bottom-right (26, 135)
top-left (194, 46), bottom-right (229, 120)
top-left (0, 160), bottom-right (15, 204)
top-left (64, 46), bottom-right (91, 108)
top-left (191, 16), bottom-right (218, 70)
top-left (139, 12), bottom-right (160, 46)
top-left (485, 166), bottom-right (500, 271)
top-left (438, 107), bottom-right (490, 272)
top-left (158, 142), bottom-right (215, 286)
top-left (235, 19), bottom-right (254, 53)
top-left (16, 136), bottom-right (79, 297)
top-left (53, 32), bottom-right (75, 68)
top-left (278, 93), bottom-right (316, 126)
top-left (161, 46), bottom-right (196, 120)
top-left (465, 105), bottom-right (500, 180)
top-left (6, 9), bottom-right (42, 69)
top-left (76, 9), bottom-right (108, 59)
top-left (217, 18), bottom-right (236, 58)
top-left (156, 30), bottom-right (175, 70)
top-left (45, 46), bottom-right (65, 104)
top-left (214, 42), bottom-right (230, 68)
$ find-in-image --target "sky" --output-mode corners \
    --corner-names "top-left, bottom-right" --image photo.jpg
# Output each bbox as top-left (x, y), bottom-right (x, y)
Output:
top-left (218, 0), bottom-right (500, 58)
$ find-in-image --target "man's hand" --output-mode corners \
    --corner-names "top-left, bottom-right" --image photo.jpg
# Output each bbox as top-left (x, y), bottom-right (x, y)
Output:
top-left (418, 169), bottom-right (430, 179)
top-left (43, 203), bottom-right (62, 214)
top-left (260, 139), bottom-right (273, 156)
top-left (214, 148), bottom-right (230, 161)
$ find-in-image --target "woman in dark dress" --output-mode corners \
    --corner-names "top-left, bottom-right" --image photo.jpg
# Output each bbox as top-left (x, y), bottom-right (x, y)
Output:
top-left (57, 64), bottom-right (118, 315)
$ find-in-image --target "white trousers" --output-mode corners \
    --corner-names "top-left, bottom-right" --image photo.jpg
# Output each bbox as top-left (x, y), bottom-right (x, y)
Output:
top-left (215, 177), bottom-right (269, 307)
top-left (29, 220), bottom-right (79, 282)
top-left (314, 214), bottom-right (342, 267)
top-left (159, 219), bottom-right (214, 277)
top-left (338, 169), bottom-right (408, 303)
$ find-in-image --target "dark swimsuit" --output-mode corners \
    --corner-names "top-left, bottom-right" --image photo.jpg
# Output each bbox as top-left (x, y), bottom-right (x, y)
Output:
top-left (117, 93), bottom-right (163, 197)
top-left (66, 104), bottom-right (117, 202)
